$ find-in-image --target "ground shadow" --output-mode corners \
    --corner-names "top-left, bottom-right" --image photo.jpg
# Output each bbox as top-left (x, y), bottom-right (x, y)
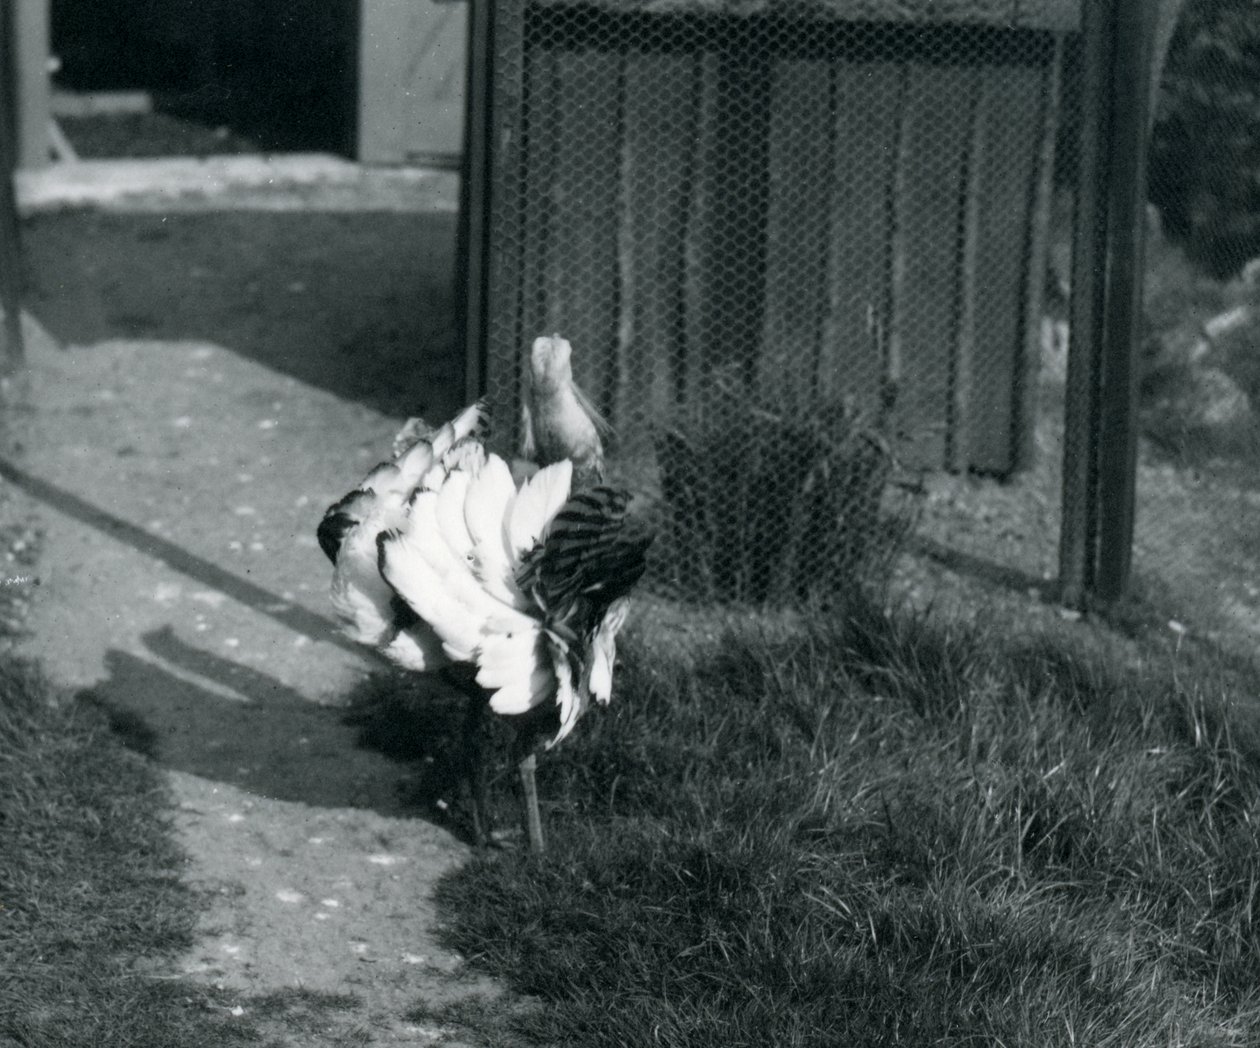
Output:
top-left (21, 208), bottom-right (464, 420)
top-left (80, 625), bottom-right (488, 835)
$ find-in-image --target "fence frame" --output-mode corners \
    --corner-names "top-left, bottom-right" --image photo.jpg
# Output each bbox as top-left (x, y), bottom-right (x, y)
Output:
top-left (1058, 0), bottom-right (1156, 607)
top-left (460, 0), bottom-right (1159, 606)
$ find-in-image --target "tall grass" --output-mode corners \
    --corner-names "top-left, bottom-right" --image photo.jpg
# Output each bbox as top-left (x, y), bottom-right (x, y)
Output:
top-left (0, 657), bottom-right (255, 1048)
top-left (433, 606), bottom-right (1260, 1047)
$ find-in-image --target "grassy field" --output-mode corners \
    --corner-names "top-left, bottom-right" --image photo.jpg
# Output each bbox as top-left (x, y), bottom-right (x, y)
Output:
top-left (422, 600), bottom-right (1260, 1047)
top-left (5, 589), bottom-right (1260, 1045)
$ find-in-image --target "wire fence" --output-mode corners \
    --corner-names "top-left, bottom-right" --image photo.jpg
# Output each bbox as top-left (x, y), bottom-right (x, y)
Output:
top-left (463, 0), bottom-right (1259, 643)
top-left (1134, 0), bottom-right (1260, 644)
top-left (470, 0), bottom-right (1077, 608)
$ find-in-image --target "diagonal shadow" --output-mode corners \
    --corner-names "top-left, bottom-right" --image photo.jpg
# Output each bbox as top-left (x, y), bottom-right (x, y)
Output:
top-left (81, 626), bottom-right (471, 820)
top-left (907, 533), bottom-right (1058, 600)
top-left (0, 455), bottom-right (366, 657)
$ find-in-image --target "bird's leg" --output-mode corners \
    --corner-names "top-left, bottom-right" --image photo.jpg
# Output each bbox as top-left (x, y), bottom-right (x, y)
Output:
top-left (511, 733), bottom-right (545, 855)
top-left (459, 689), bottom-right (492, 848)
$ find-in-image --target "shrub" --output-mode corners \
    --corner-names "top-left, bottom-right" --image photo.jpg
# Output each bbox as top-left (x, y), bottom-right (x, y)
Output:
top-left (652, 378), bottom-right (916, 607)
top-left (1150, 0), bottom-right (1260, 276)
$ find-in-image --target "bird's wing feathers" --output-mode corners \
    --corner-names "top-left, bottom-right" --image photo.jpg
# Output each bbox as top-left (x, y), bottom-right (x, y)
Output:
top-left (323, 395), bottom-right (646, 744)
top-left (586, 597), bottom-right (630, 705)
top-left (507, 459), bottom-right (573, 559)
top-left (463, 454), bottom-right (521, 606)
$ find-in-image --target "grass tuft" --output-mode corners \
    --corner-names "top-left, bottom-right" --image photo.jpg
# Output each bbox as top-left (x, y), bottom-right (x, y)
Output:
top-left (434, 606), bottom-right (1260, 1047)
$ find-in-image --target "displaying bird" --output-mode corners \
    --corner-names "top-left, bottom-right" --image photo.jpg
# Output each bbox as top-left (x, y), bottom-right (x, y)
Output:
top-left (522, 333), bottom-right (610, 487)
top-left (318, 345), bottom-right (648, 853)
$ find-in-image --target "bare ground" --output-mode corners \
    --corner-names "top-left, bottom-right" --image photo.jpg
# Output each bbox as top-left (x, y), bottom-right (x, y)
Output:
top-left (7, 178), bottom-right (525, 1046)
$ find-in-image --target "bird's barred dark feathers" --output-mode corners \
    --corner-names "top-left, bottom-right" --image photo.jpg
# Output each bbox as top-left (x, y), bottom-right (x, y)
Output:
top-left (517, 486), bottom-right (651, 624)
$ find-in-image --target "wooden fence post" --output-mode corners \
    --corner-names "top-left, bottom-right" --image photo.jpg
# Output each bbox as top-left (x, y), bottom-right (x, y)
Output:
top-left (1059, 0), bottom-right (1156, 607)
top-left (1058, 1), bottom-right (1109, 607)
top-left (1093, 0), bottom-right (1156, 604)
top-left (0, 0), bottom-right (26, 372)
top-left (13, 0), bottom-right (48, 170)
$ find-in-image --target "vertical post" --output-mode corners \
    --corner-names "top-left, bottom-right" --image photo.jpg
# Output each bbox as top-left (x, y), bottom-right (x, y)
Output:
top-left (1058, 0), bottom-right (1155, 607)
top-left (1058, 4), bottom-right (1109, 607)
top-left (13, 0), bottom-right (49, 170)
top-left (0, 0), bottom-right (27, 371)
top-left (458, 0), bottom-right (494, 405)
top-left (1092, 0), bottom-right (1155, 603)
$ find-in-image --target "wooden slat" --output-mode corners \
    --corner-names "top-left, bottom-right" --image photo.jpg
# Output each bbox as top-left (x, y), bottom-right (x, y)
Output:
top-left (888, 62), bottom-right (972, 468)
top-left (540, 49), bottom-right (624, 422)
top-left (14, 0), bottom-right (50, 169)
top-left (952, 70), bottom-right (987, 473)
top-left (529, 0), bottom-right (1081, 32)
top-left (687, 44), bottom-right (771, 394)
top-left (1017, 34), bottom-right (1063, 472)
top-left (0, 3), bottom-right (25, 369)
top-left (822, 61), bottom-right (902, 410)
top-left (966, 61), bottom-right (1042, 474)
top-left (680, 50), bottom-right (722, 411)
top-left (761, 59), bottom-right (833, 411)
top-left (358, 0), bottom-right (467, 164)
top-left (615, 52), bottom-right (698, 448)
top-left (482, 0), bottom-right (534, 452)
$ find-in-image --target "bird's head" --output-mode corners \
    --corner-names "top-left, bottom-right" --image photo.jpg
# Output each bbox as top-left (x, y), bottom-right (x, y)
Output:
top-left (530, 334), bottom-right (574, 392)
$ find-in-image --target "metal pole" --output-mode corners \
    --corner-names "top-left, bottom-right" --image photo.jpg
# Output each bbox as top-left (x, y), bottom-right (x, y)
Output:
top-left (1093, 0), bottom-right (1156, 603)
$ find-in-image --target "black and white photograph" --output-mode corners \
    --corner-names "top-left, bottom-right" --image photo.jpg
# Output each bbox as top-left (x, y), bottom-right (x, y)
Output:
top-left (2, 2), bottom-right (1259, 1045)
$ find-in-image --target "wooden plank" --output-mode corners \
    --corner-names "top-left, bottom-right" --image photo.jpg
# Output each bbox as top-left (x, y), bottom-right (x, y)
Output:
top-left (1016, 34), bottom-right (1063, 472)
top-left (1059, 0), bottom-right (1108, 605)
top-left (1094, 0), bottom-right (1157, 603)
top-left (888, 62), bottom-right (972, 469)
top-left (0, 3), bottom-right (25, 369)
top-left (966, 62), bottom-right (1042, 475)
top-left (687, 43), bottom-right (771, 395)
top-left (760, 59), bottom-right (833, 412)
top-left (952, 70), bottom-right (987, 474)
top-left (478, 0), bottom-right (532, 452)
top-left (529, 0), bottom-right (1081, 32)
top-left (822, 61), bottom-right (902, 411)
top-left (358, 0), bottom-right (468, 165)
top-left (14, 0), bottom-right (50, 169)
top-left (615, 52), bottom-right (698, 449)
top-left (540, 48), bottom-right (625, 424)
top-left (680, 50), bottom-right (722, 411)
top-left (357, 0), bottom-right (466, 163)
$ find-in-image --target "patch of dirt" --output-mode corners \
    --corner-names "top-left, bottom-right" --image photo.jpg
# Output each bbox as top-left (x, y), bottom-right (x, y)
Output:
top-left (10, 183), bottom-right (513, 1046)
top-left (167, 771), bottom-right (507, 1047)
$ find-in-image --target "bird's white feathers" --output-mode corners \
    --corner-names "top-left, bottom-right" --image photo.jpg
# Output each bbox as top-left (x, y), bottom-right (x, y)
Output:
top-left (324, 401), bottom-right (485, 669)
top-left (586, 597), bottom-right (629, 704)
top-left (508, 459), bottom-right (573, 559)
top-left (378, 457), bottom-right (584, 736)
top-left (324, 362), bottom-right (640, 751)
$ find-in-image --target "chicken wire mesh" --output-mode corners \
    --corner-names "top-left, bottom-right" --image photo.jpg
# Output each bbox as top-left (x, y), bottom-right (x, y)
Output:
top-left (469, 0), bottom-right (1081, 608)
top-left (1131, 0), bottom-right (1260, 642)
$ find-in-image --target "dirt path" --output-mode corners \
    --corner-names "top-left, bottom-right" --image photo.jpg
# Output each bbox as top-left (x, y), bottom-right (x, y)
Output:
top-left (8, 163), bottom-right (512, 1045)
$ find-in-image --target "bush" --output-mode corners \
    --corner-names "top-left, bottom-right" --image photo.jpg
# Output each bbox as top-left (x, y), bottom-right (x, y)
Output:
top-left (652, 380), bottom-right (915, 607)
top-left (1151, 0), bottom-right (1260, 276)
